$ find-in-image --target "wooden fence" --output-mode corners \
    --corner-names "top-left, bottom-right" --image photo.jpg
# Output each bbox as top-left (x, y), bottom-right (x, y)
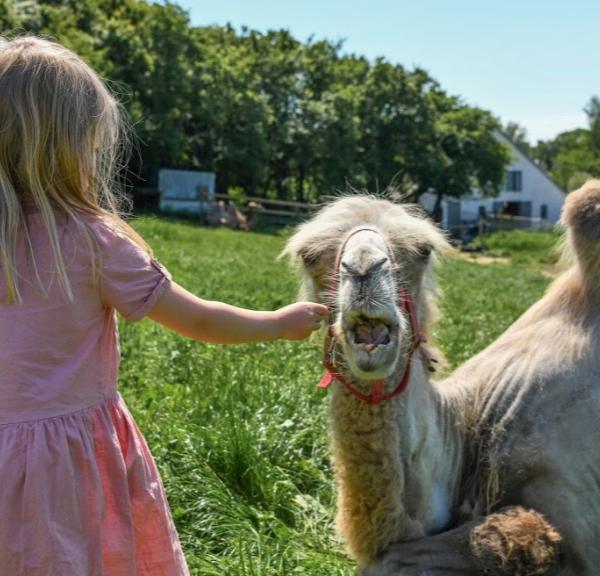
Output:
top-left (213, 193), bottom-right (317, 227)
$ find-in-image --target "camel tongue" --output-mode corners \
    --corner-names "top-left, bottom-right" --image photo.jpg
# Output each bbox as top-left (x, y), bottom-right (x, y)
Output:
top-left (355, 322), bottom-right (389, 345)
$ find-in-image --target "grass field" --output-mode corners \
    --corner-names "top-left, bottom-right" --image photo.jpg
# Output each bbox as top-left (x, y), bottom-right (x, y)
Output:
top-left (119, 217), bottom-right (557, 575)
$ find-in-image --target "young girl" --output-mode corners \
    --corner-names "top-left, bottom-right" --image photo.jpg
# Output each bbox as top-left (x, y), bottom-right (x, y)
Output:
top-left (0, 36), bottom-right (327, 575)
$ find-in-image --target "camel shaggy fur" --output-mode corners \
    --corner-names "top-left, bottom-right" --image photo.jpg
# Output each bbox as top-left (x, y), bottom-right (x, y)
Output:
top-left (284, 180), bottom-right (600, 575)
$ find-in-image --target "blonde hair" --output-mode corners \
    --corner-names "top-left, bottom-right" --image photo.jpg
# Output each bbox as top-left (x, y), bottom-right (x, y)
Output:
top-left (0, 35), bottom-right (147, 303)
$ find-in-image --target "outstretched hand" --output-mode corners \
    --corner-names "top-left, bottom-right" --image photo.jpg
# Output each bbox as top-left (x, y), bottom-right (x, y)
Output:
top-left (149, 282), bottom-right (329, 344)
top-left (275, 302), bottom-right (328, 340)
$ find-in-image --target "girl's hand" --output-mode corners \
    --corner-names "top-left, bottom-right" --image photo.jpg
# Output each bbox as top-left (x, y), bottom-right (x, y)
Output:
top-left (275, 302), bottom-right (329, 340)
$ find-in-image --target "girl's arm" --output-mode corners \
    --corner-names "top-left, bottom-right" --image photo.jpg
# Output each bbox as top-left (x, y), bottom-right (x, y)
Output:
top-left (148, 281), bottom-right (328, 344)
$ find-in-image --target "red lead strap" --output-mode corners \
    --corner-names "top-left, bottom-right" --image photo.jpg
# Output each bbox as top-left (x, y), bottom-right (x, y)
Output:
top-left (317, 227), bottom-right (426, 406)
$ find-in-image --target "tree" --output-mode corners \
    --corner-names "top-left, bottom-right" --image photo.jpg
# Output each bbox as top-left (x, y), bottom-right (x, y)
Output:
top-left (8, 0), bottom-right (512, 204)
top-left (425, 95), bottom-right (510, 219)
top-left (552, 144), bottom-right (600, 191)
top-left (584, 96), bottom-right (600, 150)
top-left (529, 97), bottom-right (600, 190)
top-left (1, 0), bottom-right (22, 31)
top-left (504, 121), bottom-right (531, 154)
top-left (532, 127), bottom-right (599, 190)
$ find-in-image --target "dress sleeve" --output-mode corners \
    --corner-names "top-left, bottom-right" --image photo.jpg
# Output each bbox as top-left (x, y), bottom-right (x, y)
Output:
top-left (95, 221), bottom-right (172, 322)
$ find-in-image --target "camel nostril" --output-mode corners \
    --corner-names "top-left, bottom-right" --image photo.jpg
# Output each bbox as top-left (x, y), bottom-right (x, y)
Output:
top-left (368, 256), bottom-right (389, 274)
top-left (341, 256), bottom-right (389, 277)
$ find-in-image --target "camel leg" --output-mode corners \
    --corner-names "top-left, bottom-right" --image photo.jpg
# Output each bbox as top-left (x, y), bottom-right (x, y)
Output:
top-left (359, 519), bottom-right (478, 576)
top-left (360, 506), bottom-right (561, 576)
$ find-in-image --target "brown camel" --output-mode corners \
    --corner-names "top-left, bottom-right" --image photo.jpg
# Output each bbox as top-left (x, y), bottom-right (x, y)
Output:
top-left (284, 180), bottom-right (600, 575)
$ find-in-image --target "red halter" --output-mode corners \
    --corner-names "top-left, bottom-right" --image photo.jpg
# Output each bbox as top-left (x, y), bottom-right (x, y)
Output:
top-left (317, 227), bottom-right (426, 405)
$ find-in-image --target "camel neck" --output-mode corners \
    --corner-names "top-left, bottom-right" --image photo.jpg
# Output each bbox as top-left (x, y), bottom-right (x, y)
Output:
top-left (328, 358), bottom-right (466, 563)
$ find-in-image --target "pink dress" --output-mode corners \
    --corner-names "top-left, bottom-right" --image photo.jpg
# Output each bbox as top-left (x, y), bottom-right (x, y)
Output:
top-left (0, 209), bottom-right (190, 575)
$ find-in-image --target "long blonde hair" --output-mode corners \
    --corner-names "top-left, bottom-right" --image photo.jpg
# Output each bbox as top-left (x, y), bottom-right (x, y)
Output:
top-left (0, 35), bottom-right (147, 303)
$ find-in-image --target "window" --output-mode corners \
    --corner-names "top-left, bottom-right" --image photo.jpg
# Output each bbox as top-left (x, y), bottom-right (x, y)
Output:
top-left (505, 170), bottom-right (523, 192)
top-left (478, 206), bottom-right (487, 218)
top-left (540, 204), bottom-right (548, 219)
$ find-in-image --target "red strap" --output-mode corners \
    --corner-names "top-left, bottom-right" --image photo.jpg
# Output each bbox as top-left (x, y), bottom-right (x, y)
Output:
top-left (318, 344), bottom-right (415, 405)
top-left (403, 287), bottom-right (427, 346)
top-left (371, 379), bottom-right (384, 404)
top-left (318, 371), bottom-right (334, 389)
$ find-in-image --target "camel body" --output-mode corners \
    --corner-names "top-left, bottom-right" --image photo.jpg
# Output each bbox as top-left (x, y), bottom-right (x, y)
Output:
top-left (446, 267), bottom-right (600, 575)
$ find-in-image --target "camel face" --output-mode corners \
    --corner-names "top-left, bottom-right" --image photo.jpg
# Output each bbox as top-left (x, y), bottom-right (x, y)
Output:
top-left (284, 195), bottom-right (451, 386)
top-left (335, 228), bottom-right (407, 379)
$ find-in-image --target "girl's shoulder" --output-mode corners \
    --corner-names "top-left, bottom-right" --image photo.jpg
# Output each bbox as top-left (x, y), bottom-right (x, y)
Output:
top-left (78, 213), bottom-right (171, 322)
top-left (78, 212), bottom-right (130, 246)
top-left (74, 212), bottom-right (149, 263)
top-left (52, 212), bottom-right (150, 279)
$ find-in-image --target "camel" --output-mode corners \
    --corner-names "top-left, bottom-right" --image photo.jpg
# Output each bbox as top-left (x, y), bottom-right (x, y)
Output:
top-left (284, 180), bottom-right (600, 575)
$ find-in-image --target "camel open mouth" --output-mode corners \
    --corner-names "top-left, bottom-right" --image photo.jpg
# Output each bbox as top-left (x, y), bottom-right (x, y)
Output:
top-left (346, 315), bottom-right (394, 353)
top-left (339, 311), bottom-right (401, 378)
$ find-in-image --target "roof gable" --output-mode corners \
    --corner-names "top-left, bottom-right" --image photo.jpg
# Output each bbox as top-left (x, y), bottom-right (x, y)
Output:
top-left (495, 130), bottom-right (566, 196)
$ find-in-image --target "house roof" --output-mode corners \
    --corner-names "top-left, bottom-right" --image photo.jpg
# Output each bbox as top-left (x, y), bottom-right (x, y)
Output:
top-left (495, 130), bottom-right (566, 196)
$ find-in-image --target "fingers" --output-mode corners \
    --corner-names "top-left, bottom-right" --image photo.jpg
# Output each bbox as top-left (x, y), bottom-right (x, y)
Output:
top-left (307, 303), bottom-right (328, 331)
top-left (300, 301), bottom-right (328, 317)
top-left (312, 303), bottom-right (329, 316)
top-left (279, 301), bottom-right (328, 340)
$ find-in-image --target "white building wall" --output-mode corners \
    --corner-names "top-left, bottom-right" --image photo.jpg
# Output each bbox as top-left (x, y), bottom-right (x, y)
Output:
top-left (498, 136), bottom-right (565, 224)
top-left (419, 133), bottom-right (566, 232)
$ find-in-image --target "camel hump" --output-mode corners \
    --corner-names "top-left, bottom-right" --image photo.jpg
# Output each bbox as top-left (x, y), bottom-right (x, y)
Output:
top-left (561, 179), bottom-right (600, 240)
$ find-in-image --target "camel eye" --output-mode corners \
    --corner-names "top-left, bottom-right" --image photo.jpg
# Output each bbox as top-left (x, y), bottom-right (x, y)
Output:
top-left (417, 244), bottom-right (432, 261)
top-left (300, 248), bottom-right (319, 269)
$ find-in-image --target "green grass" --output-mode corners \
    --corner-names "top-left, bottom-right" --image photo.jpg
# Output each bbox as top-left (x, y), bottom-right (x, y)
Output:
top-left (119, 217), bottom-right (557, 575)
top-left (473, 229), bottom-right (562, 265)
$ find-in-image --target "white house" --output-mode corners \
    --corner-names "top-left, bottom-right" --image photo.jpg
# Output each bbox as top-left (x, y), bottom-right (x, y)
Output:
top-left (420, 132), bottom-right (566, 234)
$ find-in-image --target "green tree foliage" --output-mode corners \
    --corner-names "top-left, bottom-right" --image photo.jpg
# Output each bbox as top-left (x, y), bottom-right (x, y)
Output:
top-left (0, 0), bottom-right (19, 30)
top-left (503, 121), bottom-right (531, 154)
top-left (8, 0), bottom-right (509, 202)
top-left (534, 127), bottom-right (600, 191)
top-left (584, 95), bottom-right (600, 149)
top-left (530, 97), bottom-right (600, 191)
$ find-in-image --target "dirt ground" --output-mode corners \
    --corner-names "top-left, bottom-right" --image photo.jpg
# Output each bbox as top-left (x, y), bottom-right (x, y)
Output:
top-left (454, 249), bottom-right (560, 278)
top-left (455, 251), bottom-right (510, 265)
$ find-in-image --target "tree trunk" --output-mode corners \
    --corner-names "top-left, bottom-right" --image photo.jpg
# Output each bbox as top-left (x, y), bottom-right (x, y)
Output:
top-left (297, 164), bottom-right (305, 202)
top-left (432, 189), bottom-right (444, 222)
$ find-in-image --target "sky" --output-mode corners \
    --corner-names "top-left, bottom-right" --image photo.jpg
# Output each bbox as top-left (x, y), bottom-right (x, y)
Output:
top-left (176, 0), bottom-right (600, 143)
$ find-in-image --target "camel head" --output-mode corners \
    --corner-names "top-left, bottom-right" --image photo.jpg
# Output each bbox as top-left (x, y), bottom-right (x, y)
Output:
top-left (285, 195), bottom-right (450, 386)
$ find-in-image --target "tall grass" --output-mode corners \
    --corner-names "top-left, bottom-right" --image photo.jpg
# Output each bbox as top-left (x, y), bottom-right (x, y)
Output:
top-left (120, 217), bottom-right (555, 575)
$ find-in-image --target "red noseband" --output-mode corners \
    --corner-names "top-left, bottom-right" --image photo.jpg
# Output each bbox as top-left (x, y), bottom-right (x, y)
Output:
top-left (317, 227), bottom-right (426, 405)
